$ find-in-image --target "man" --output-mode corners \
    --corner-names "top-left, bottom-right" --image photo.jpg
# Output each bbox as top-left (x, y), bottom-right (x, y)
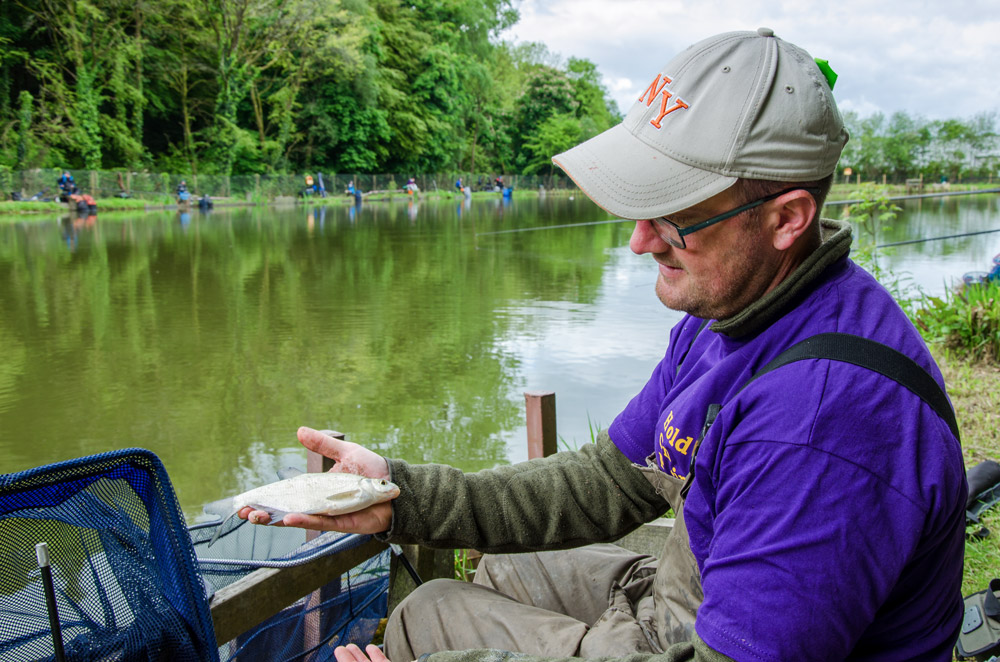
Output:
top-left (57, 171), bottom-right (76, 197)
top-left (244, 29), bottom-right (966, 661)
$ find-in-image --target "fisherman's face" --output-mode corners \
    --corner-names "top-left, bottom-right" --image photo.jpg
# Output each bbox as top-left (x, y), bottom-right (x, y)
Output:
top-left (629, 188), bottom-right (784, 320)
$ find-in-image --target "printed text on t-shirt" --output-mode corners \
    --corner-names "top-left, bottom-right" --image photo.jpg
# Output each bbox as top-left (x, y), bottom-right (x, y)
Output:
top-left (659, 410), bottom-right (694, 478)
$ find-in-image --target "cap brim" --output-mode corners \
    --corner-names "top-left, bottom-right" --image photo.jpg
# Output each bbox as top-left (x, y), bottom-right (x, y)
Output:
top-left (552, 124), bottom-right (737, 220)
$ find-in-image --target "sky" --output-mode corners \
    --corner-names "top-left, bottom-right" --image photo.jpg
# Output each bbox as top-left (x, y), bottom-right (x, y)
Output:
top-left (500, 0), bottom-right (1000, 122)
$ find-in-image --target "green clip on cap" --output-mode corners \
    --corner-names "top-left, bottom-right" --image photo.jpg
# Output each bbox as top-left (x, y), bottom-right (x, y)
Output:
top-left (814, 58), bottom-right (838, 90)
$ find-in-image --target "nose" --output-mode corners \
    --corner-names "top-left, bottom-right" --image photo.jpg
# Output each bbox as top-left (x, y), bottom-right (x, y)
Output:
top-left (630, 220), bottom-right (670, 255)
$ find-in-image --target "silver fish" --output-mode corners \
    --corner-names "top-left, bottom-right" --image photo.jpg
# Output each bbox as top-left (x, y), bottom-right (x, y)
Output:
top-left (208, 470), bottom-right (399, 547)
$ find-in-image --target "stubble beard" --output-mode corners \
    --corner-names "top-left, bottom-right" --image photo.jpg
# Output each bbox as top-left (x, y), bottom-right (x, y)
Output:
top-left (653, 218), bottom-right (770, 320)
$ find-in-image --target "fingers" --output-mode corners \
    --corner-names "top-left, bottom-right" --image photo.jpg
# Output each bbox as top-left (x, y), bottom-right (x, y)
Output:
top-left (297, 426), bottom-right (391, 480)
top-left (334, 643), bottom-right (391, 662)
top-left (333, 644), bottom-right (366, 662)
top-left (297, 426), bottom-right (348, 462)
top-left (238, 507), bottom-right (287, 526)
top-left (239, 503), bottom-right (392, 534)
top-left (240, 503), bottom-right (392, 533)
top-left (366, 644), bottom-right (392, 662)
top-left (281, 502), bottom-right (392, 534)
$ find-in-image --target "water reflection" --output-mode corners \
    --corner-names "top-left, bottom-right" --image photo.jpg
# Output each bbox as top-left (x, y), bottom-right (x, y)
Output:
top-left (0, 192), bottom-right (997, 520)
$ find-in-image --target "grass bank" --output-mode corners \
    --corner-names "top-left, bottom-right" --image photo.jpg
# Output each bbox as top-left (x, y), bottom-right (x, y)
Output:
top-left (0, 187), bottom-right (567, 218)
top-left (930, 348), bottom-right (1000, 599)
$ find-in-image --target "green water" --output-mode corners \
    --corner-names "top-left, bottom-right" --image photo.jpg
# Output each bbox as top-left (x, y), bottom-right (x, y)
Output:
top-left (1, 193), bottom-right (998, 520)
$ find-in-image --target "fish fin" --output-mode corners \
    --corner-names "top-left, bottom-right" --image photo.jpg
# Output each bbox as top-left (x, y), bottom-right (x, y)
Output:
top-left (264, 508), bottom-right (289, 525)
top-left (243, 503), bottom-right (290, 526)
top-left (276, 466), bottom-right (304, 481)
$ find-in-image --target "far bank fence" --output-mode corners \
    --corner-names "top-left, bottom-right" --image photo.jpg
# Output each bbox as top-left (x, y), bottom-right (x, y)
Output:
top-left (1, 169), bottom-right (578, 202)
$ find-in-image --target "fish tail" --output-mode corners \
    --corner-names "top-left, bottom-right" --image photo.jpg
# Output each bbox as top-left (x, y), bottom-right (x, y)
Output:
top-left (207, 511), bottom-right (237, 548)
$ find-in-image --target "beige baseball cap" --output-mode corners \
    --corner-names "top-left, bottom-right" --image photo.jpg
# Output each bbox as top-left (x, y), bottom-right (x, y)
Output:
top-left (552, 28), bottom-right (849, 220)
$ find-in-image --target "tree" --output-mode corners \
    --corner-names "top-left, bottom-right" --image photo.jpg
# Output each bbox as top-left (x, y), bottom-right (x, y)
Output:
top-left (520, 115), bottom-right (581, 176)
top-left (20, 0), bottom-right (143, 169)
top-left (513, 66), bottom-right (578, 171)
top-left (14, 89), bottom-right (30, 170)
top-left (205, 0), bottom-right (312, 175)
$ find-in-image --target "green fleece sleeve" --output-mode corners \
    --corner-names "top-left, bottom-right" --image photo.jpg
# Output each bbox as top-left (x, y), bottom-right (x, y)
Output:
top-left (412, 632), bottom-right (733, 662)
top-left (376, 430), bottom-right (668, 553)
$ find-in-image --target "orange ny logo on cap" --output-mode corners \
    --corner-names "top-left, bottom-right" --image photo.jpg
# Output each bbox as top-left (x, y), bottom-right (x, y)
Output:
top-left (638, 74), bottom-right (690, 128)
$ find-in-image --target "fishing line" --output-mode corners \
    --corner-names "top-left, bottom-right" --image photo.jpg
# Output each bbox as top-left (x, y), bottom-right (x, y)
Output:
top-left (824, 187), bottom-right (1000, 206)
top-left (474, 188), bottom-right (1000, 241)
top-left (476, 218), bottom-right (631, 236)
top-left (876, 227), bottom-right (1000, 248)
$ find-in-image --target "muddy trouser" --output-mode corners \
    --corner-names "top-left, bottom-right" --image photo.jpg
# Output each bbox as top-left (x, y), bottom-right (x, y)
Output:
top-left (384, 461), bottom-right (702, 659)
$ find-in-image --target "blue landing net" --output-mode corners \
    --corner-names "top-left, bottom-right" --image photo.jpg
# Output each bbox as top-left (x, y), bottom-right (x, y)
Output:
top-left (0, 449), bottom-right (389, 662)
top-left (0, 449), bottom-right (218, 662)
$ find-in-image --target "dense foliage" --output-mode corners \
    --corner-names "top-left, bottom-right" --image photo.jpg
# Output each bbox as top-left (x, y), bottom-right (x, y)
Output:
top-left (0, 0), bottom-right (620, 177)
top-left (1, 0), bottom-right (996, 181)
top-left (917, 281), bottom-right (1000, 364)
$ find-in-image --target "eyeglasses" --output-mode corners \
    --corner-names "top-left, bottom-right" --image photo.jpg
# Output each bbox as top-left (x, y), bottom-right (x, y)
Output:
top-left (650, 187), bottom-right (821, 249)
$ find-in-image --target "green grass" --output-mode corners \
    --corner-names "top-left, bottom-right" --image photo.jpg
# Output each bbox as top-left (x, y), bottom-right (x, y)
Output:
top-left (557, 413), bottom-right (601, 452)
top-left (930, 348), bottom-right (1000, 599)
top-left (0, 196), bottom-right (151, 216)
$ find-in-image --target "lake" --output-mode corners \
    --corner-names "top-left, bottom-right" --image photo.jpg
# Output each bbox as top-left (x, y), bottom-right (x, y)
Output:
top-left (1, 191), bottom-right (998, 520)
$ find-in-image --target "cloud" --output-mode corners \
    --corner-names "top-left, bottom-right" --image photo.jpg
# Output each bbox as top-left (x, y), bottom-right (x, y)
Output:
top-left (501, 0), bottom-right (1000, 120)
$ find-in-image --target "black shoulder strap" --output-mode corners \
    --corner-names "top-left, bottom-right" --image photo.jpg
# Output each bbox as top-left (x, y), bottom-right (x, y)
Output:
top-left (741, 332), bottom-right (960, 441)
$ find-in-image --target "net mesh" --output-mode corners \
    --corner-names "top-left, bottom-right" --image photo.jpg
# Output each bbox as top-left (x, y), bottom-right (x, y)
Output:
top-left (190, 520), bottom-right (390, 662)
top-left (0, 448), bottom-right (218, 661)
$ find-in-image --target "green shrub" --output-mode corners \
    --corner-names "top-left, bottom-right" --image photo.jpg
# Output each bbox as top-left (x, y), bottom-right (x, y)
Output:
top-left (840, 184), bottom-right (901, 281)
top-left (916, 280), bottom-right (1000, 362)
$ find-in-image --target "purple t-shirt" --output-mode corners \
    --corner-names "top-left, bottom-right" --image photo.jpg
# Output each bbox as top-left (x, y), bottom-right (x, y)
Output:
top-left (610, 257), bottom-right (966, 662)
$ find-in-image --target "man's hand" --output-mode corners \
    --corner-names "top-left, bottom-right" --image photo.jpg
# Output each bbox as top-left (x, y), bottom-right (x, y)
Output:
top-left (334, 643), bottom-right (394, 662)
top-left (238, 426), bottom-right (394, 534)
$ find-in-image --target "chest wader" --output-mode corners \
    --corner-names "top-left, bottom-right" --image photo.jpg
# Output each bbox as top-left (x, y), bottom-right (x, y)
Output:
top-left (634, 457), bottom-right (705, 650)
top-left (625, 332), bottom-right (960, 651)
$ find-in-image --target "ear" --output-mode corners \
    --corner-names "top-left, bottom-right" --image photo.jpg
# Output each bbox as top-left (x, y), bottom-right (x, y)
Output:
top-left (768, 190), bottom-right (817, 251)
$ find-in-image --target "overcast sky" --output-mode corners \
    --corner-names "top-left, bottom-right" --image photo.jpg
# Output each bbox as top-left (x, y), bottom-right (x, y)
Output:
top-left (500, 0), bottom-right (999, 122)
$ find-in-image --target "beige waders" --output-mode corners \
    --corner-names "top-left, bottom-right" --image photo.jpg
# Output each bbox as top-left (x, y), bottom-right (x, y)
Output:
top-left (384, 459), bottom-right (703, 659)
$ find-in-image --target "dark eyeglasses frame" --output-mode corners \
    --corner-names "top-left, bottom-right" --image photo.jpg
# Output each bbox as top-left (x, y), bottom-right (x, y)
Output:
top-left (650, 187), bottom-right (821, 249)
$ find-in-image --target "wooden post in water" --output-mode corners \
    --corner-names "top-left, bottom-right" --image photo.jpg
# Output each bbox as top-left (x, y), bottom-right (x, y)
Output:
top-left (304, 430), bottom-right (343, 653)
top-left (525, 391), bottom-right (557, 459)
